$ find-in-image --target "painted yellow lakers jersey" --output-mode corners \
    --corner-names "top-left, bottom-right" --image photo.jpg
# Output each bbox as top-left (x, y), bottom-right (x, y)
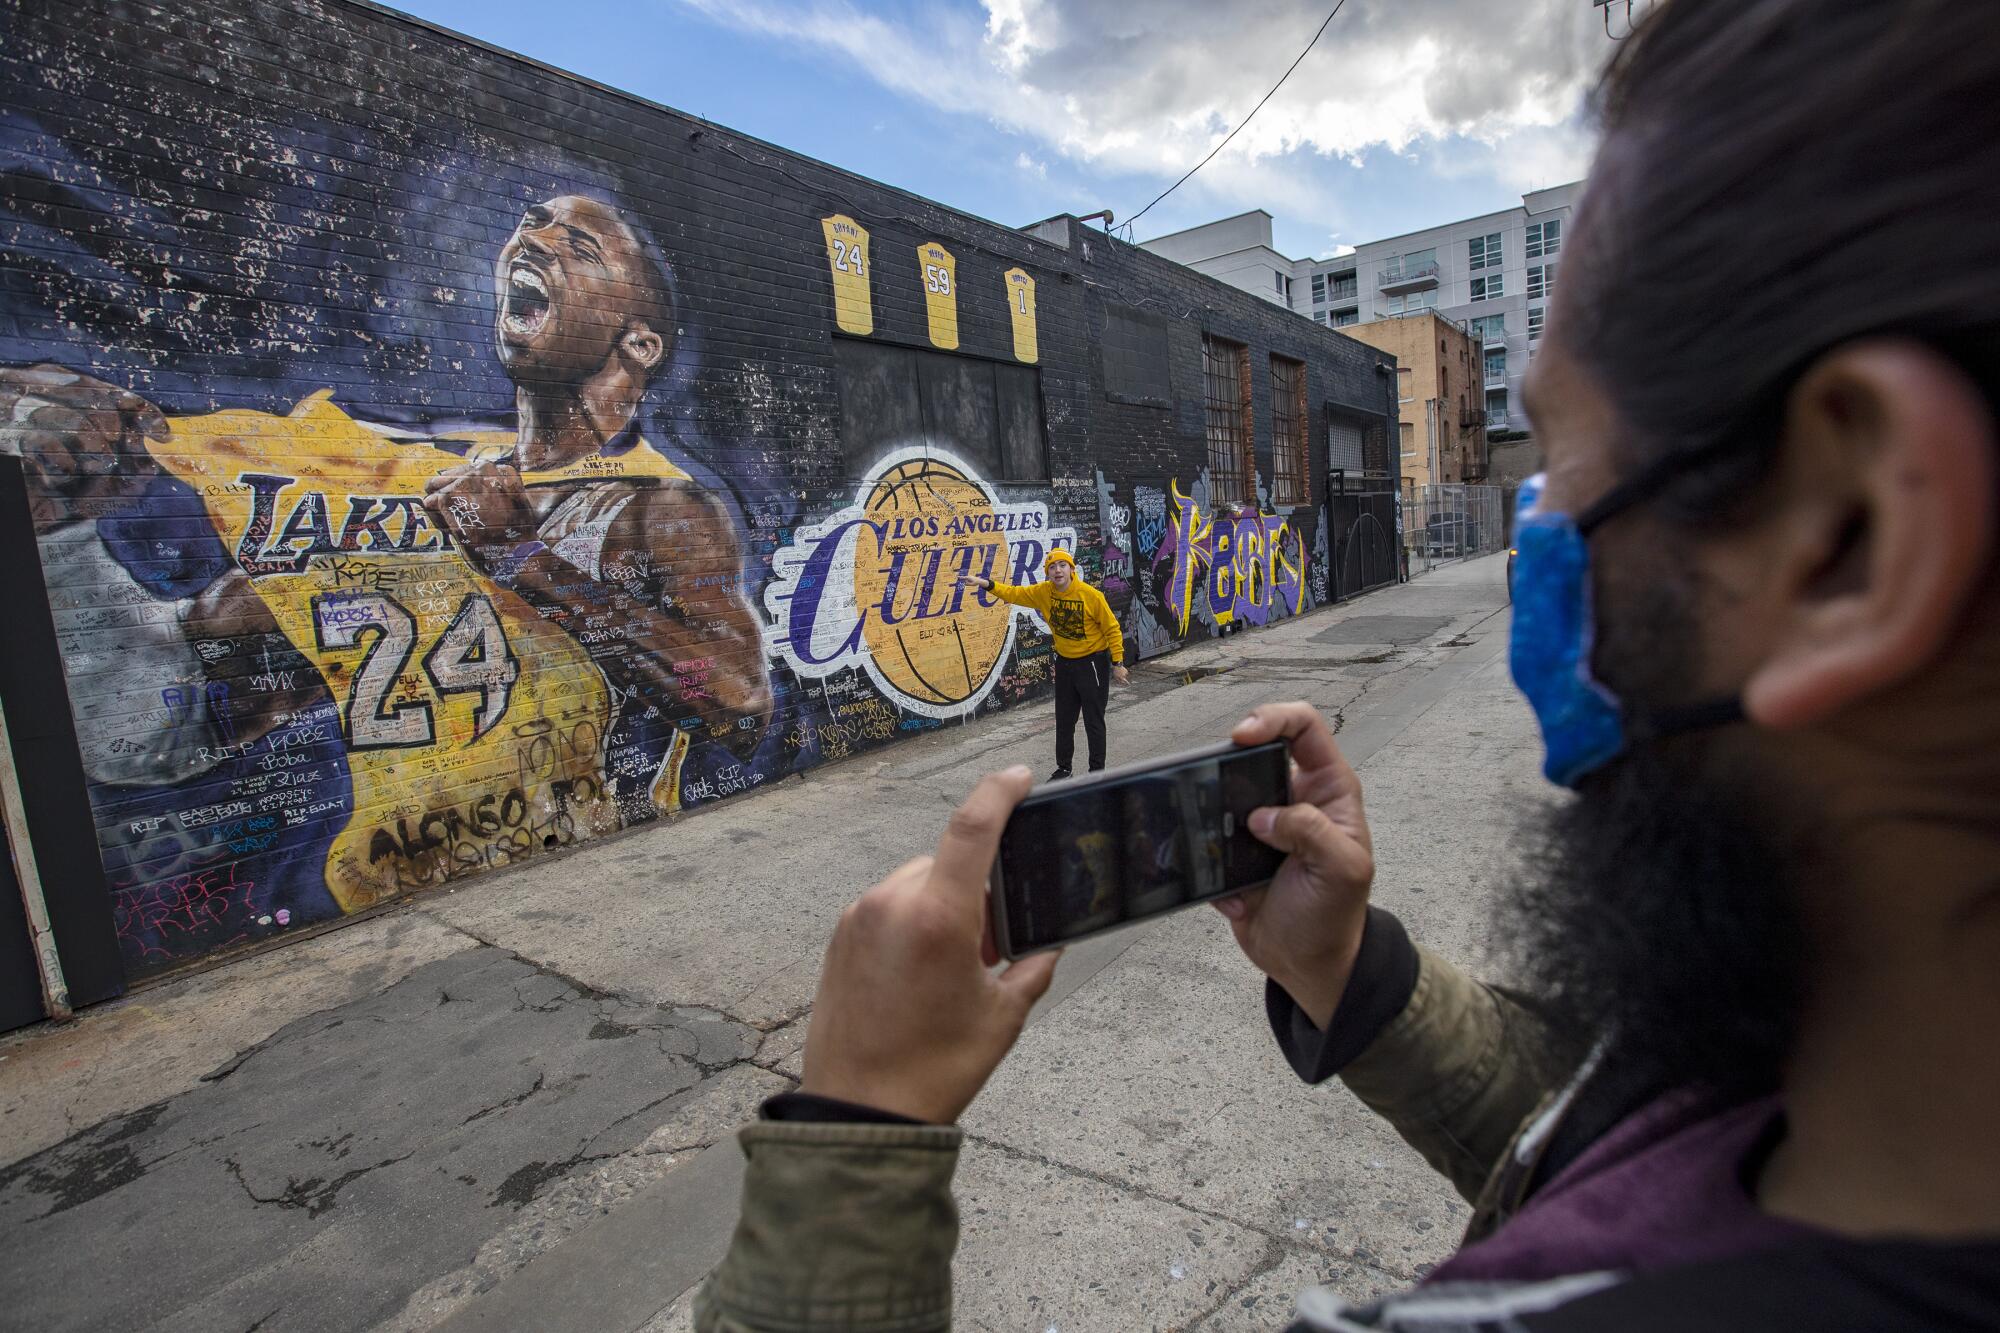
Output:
top-left (146, 390), bottom-right (687, 911)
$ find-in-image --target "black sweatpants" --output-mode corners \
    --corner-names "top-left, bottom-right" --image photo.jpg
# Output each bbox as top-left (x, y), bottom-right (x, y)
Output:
top-left (1053, 649), bottom-right (1112, 772)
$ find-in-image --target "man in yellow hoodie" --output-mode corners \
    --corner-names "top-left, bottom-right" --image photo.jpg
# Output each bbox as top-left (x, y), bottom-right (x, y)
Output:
top-left (969, 549), bottom-right (1128, 780)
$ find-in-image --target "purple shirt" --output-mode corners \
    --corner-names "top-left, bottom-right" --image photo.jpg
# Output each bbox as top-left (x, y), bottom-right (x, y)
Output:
top-left (1429, 1093), bottom-right (1824, 1284)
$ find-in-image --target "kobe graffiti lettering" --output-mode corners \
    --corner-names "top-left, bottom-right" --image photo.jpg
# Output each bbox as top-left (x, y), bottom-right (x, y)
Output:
top-left (1157, 479), bottom-right (1309, 635)
top-left (764, 447), bottom-right (1079, 718)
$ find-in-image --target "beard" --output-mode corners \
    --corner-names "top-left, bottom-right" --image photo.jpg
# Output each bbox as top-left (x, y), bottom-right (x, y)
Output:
top-left (1500, 549), bottom-right (1816, 1101)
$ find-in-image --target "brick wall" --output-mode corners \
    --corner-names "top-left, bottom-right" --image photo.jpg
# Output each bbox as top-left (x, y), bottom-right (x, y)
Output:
top-left (0, 0), bottom-right (1399, 985)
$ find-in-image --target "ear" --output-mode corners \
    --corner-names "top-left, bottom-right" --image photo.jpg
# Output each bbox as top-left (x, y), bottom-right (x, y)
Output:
top-left (620, 321), bottom-right (666, 375)
top-left (1744, 340), bottom-right (1996, 729)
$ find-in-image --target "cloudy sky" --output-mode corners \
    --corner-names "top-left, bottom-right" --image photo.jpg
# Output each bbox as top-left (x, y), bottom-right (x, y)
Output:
top-left (388, 0), bottom-right (1622, 258)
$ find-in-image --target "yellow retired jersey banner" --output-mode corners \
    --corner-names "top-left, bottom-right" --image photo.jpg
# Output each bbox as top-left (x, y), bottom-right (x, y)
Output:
top-left (146, 391), bottom-right (622, 912)
top-left (1005, 267), bottom-right (1038, 363)
top-left (919, 241), bottom-right (959, 350)
top-left (821, 214), bottom-right (873, 335)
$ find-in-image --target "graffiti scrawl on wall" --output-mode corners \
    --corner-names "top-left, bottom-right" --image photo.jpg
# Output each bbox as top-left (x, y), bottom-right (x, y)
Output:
top-left (1155, 476), bottom-right (1310, 635)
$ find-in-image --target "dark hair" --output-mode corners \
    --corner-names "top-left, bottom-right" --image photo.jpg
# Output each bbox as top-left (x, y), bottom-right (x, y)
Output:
top-left (614, 211), bottom-right (679, 386)
top-left (1565, 0), bottom-right (2000, 522)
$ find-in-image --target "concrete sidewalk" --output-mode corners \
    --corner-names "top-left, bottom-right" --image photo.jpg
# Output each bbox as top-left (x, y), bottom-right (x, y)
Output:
top-left (0, 555), bottom-right (1547, 1332)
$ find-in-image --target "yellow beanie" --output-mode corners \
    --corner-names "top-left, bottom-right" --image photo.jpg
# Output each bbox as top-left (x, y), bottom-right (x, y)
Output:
top-left (1044, 548), bottom-right (1077, 570)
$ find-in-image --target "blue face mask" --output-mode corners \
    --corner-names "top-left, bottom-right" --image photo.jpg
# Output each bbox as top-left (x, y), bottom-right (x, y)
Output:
top-left (1508, 464), bottom-right (1747, 788)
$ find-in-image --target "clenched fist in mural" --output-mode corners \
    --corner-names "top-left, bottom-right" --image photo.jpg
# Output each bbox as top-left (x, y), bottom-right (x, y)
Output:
top-left (422, 457), bottom-right (541, 553)
top-left (0, 363), bottom-right (167, 526)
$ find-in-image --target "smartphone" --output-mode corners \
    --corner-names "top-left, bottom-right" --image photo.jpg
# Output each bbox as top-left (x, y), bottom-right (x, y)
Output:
top-left (987, 739), bottom-right (1291, 960)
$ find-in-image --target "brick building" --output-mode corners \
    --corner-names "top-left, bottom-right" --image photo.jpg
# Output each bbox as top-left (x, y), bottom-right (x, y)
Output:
top-left (0, 0), bottom-right (1402, 1009)
top-left (1340, 312), bottom-right (1489, 492)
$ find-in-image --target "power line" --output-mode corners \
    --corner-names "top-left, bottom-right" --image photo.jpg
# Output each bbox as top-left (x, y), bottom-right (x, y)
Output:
top-left (1122, 1), bottom-right (1348, 236)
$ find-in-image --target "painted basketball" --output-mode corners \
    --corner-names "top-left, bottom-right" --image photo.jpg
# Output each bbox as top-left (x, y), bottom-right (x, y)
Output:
top-left (854, 456), bottom-right (1013, 707)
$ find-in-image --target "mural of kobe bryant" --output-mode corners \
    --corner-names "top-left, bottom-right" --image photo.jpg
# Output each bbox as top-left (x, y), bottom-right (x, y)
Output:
top-left (422, 194), bottom-right (776, 787)
top-left (0, 190), bottom-right (775, 963)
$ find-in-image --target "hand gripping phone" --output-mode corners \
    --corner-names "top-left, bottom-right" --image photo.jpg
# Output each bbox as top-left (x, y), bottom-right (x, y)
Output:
top-left (987, 739), bottom-right (1291, 960)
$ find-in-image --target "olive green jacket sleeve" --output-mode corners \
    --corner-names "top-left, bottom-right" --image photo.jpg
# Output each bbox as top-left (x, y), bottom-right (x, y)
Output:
top-left (1335, 945), bottom-right (1570, 1206)
top-left (694, 1120), bottom-right (963, 1333)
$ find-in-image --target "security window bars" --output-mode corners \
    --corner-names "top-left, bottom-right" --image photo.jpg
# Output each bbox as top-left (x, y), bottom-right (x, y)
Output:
top-left (1271, 356), bottom-right (1308, 505)
top-left (1471, 273), bottom-right (1503, 302)
top-left (1203, 334), bottom-right (1253, 505)
top-left (1526, 219), bottom-right (1561, 259)
top-left (1468, 232), bottom-right (1502, 271)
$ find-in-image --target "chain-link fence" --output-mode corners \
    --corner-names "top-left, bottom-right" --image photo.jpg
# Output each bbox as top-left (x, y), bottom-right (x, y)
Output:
top-left (1401, 483), bottom-right (1508, 577)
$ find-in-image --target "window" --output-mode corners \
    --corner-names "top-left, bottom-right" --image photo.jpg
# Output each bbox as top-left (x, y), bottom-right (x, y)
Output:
top-left (1486, 387), bottom-right (1509, 428)
top-left (1526, 219), bottom-right (1561, 259)
top-left (1311, 273), bottom-right (1326, 303)
top-left (1313, 311), bottom-right (1327, 325)
top-left (1385, 289), bottom-right (1439, 315)
top-left (1528, 263), bottom-right (1558, 300)
top-left (1528, 305), bottom-right (1545, 341)
top-left (1202, 334), bottom-right (1254, 505)
top-left (1327, 273), bottom-right (1358, 301)
top-left (1332, 309), bottom-right (1358, 327)
top-left (1101, 304), bottom-right (1173, 405)
top-left (1470, 273), bottom-right (1503, 302)
top-left (1468, 313), bottom-right (1506, 344)
top-left (1395, 366), bottom-right (1414, 402)
top-left (1277, 272), bottom-right (1294, 302)
top-left (1328, 412), bottom-right (1367, 472)
top-left (1270, 356), bottom-right (1308, 505)
top-left (1400, 422), bottom-right (1416, 457)
top-left (1484, 348), bottom-right (1506, 383)
top-left (1468, 231), bottom-right (1502, 271)
top-left (835, 339), bottom-right (1046, 481)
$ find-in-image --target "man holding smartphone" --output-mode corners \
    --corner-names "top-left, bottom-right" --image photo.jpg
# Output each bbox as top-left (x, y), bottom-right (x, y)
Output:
top-left (693, 1), bottom-right (2000, 1327)
top-left (967, 549), bottom-right (1128, 780)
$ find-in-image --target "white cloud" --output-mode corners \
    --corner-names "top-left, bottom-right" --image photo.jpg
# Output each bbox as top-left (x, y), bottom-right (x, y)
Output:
top-left (674, 0), bottom-right (1614, 236)
top-left (1015, 151), bottom-right (1047, 178)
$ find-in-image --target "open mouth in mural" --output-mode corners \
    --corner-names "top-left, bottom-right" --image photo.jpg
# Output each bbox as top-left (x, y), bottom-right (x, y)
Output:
top-left (502, 262), bottom-right (552, 338)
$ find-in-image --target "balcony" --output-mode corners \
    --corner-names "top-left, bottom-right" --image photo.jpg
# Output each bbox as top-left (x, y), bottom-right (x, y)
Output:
top-left (1479, 325), bottom-right (1507, 348)
top-left (1377, 261), bottom-right (1440, 294)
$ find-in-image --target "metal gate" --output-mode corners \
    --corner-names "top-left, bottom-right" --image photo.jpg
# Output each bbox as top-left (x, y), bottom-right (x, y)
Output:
top-left (1404, 482), bottom-right (1506, 576)
top-left (1325, 471), bottom-right (1400, 602)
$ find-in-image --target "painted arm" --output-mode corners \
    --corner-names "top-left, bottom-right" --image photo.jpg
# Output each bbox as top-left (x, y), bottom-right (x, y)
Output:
top-left (424, 463), bottom-right (773, 757)
top-left (522, 481), bottom-right (774, 754)
top-left (0, 365), bottom-right (320, 748)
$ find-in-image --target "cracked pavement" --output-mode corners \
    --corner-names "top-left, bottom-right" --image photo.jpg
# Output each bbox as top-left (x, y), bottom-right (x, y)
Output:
top-left (0, 556), bottom-right (1539, 1331)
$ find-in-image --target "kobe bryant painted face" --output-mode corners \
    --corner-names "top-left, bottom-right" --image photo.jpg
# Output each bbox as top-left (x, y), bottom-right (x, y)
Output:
top-left (494, 195), bottom-right (669, 387)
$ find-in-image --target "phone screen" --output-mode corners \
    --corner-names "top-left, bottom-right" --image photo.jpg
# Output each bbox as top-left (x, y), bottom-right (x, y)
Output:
top-left (994, 740), bottom-right (1289, 955)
